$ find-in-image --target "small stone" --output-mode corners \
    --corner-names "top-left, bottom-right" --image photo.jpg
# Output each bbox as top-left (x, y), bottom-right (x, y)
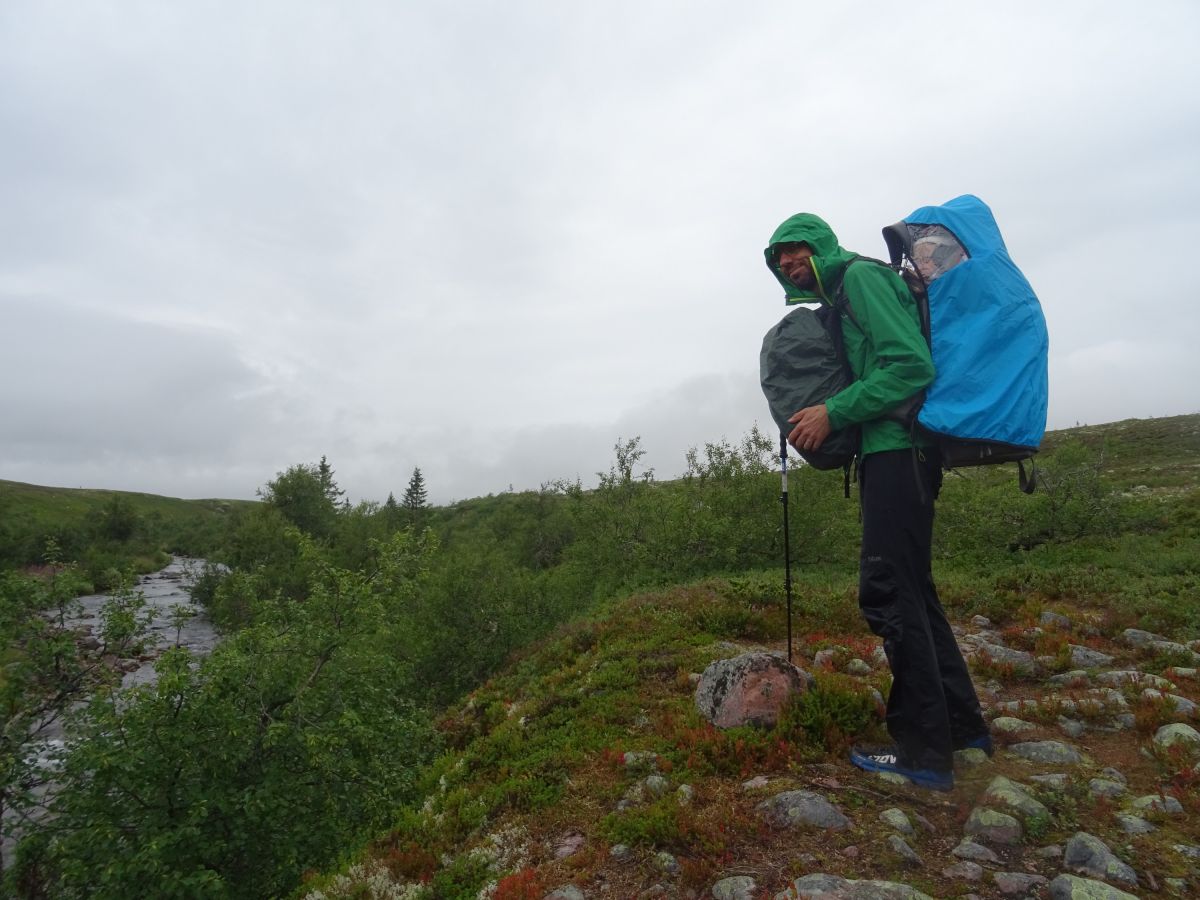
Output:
top-left (1059, 717), bottom-right (1088, 738)
top-left (1036, 844), bottom-right (1064, 858)
top-left (545, 887), bottom-right (586, 900)
top-left (1168, 666), bottom-right (1197, 679)
top-left (973, 641), bottom-right (1041, 675)
top-left (971, 615), bottom-right (993, 628)
top-left (1069, 645), bottom-right (1115, 668)
top-left (644, 775), bottom-right (670, 797)
top-left (1063, 832), bottom-right (1138, 886)
top-left (711, 875), bottom-right (756, 900)
top-left (875, 771), bottom-right (912, 786)
top-left (623, 751), bottom-right (659, 770)
top-left (953, 840), bottom-right (1000, 863)
top-left (981, 775), bottom-right (1050, 822)
top-left (879, 807), bottom-right (914, 835)
top-left (742, 775), bottom-right (770, 791)
top-left (676, 784), bottom-right (694, 806)
top-left (654, 851), bottom-right (680, 875)
top-left (1165, 878), bottom-right (1188, 895)
top-left (1089, 779), bottom-right (1127, 799)
top-left (1029, 773), bottom-right (1070, 789)
top-left (942, 861), bottom-right (984, 881)
top-left (757, 790), bottom-right (850, 830)
top-left (886, 834), bottom-right (922, 867)
top-left (993, 872), bottom-right (1049, 895)
top-left (1173, 843), bottom-right (1200, 860)
top-left (846, 658), bottom-right (872, 676)
top-left (610, 843), bottom-right (632, 860)
top-left (963, 807), bottom-right (1023, 845)
top-left (840, 845), bottom-right (859, 859)
top-left (1008, 740), bottom-right (1083, 765)
top-left (1040, 611), bottom-right (1073, 629)
top-left (1050, 670), bottom-right (1092, 687)
top-left (1114, 813), bottom-right (1156, 835)
top-left (1099, 767), bottom-right (1128, 784)
top-left (1048, 873), bottom-right (1140, 900)
top-left (1153, 723), bottom-right (1200, 752)
top-left (1109, 712), bottom-right (1136, 730)
top-left (554, 831), bottom-right (586, 859)
top-left (813, 648), bottom-right (838, 669)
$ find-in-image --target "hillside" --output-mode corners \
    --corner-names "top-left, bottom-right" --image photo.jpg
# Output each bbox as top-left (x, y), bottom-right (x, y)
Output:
top-left (0, 478), bottom-right (255, 583)
top-left (302, 416), bottom-right (1200, 900)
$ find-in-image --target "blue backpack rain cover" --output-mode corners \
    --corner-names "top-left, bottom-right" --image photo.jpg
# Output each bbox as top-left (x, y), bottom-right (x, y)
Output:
top-left (882, 195), bottom-right (1049, 463)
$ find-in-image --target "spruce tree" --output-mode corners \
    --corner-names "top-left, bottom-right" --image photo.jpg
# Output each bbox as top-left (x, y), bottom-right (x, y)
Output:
top-left (402, 467), bottom-right (428, 527)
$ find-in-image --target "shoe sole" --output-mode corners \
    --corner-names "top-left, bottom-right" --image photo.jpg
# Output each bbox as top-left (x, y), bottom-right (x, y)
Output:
top-left (850, 752), bottom-right (954, 792)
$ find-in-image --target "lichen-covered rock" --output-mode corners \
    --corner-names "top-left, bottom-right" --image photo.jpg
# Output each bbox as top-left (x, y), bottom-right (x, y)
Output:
top-left (954, 747), bottom-right (991, 768)
top-left (1048, 873), bottom-right (1140, 899)
top-left (757, 790), bottom-right (850, 830)
top-left (1141, 689), bottom-right (1198, 717)
top-left (942, 861), bottom-right (984, 881)
top-left (1088, 778), bottom-right (1126, 799)
top-left (545, 886), bottom-right (587, 900)
top-left (981, 775), bottom-right (1050, 822)
top-left (776, 873), bottom-right (850, 898)
top-left (991, 716), bottom-right (1037, 736)
top-left (1097, 669), bottom-right (1175, 690)
top-left (1153, 722), bottom-right (1200, 752)
top-left (712, 876), bottom-right (757, 900)
top-left (1040, 611), bottom-right (1073, 629)
top-left (1009, 740), bottom-right (1084, 765)
top-left (1128, 793), bottom-right (1183, 815)
top-left (952, 839), bottom-right (1000, 863)
top-left (879, 807), bottom-right (913, 835)
top-left (963, 807), bottom-right (1022, 845)
top-left (1148, 639), bottom-right (1200, 663)
top-left (1122, 628), bottom-right (1167, 648)
top-left (654, 851), bottom-right (680, 875)
top-left (1069, 645), bottom-right (1115, 668)
top-left (1114, 813), bottom-right (1155, 835)
top-left (886, 834), bottom-right (922, 867)
top-left (1063, 832), bottom-right (1138, 886)
top-left (695, 652), bottom-right (814, 729)
top-left (972, 641), bottom-right (1041, 675)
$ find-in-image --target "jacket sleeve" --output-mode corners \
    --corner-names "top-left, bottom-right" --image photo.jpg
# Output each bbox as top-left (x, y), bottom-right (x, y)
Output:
top-left (824, 265), bottom-right (934, 429)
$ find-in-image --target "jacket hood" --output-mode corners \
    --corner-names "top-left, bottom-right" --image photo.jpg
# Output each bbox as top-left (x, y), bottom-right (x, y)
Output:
top-left (900, 194), bottom-right (1007, 257)
top-left (765, 213), bottom-right (857, 304)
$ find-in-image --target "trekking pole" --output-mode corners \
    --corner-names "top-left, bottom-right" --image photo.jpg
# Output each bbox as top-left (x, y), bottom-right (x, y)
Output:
top-left (780, 435), bottom-right (793, 663)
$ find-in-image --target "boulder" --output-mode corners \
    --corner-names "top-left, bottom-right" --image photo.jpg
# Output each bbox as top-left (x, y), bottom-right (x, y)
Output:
top-left (993, 872), bottom-right (1049, 896)
top-left (1153, 722), bottom-right (1200, 752)
top-left (695, 652), bottom-right (814, 729)
top-left (1008, 740), bottom-right (1083, 765)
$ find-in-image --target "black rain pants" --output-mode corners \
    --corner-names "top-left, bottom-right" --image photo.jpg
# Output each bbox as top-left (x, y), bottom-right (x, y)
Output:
top-left (858, 449), bottom-right (987, 773)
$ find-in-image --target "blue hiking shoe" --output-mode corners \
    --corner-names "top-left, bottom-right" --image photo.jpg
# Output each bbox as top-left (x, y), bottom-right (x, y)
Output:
top-left (849, 745), bottom-right (954, 792)
top-left (958, 733), bottom-right (995, 758)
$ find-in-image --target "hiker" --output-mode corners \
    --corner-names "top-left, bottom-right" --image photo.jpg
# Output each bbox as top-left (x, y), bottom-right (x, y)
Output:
top-left (764, 213), bottom-right (992, 791)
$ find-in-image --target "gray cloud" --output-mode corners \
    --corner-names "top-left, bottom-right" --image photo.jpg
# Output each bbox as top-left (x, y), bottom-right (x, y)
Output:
top-left (2, 1), bottom-right (1197, 504)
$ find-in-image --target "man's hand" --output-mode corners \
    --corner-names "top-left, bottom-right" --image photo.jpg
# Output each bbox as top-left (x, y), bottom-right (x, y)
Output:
top-left (787, 404), bottom-right (832, 453)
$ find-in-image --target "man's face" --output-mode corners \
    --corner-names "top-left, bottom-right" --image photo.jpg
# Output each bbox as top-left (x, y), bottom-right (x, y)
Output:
top-left (776, 243), bottom-right (816, 290)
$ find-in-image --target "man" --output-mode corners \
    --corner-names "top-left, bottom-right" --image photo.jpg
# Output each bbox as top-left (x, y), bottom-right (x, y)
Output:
top-left (765, 212), bottom-right (991, 792)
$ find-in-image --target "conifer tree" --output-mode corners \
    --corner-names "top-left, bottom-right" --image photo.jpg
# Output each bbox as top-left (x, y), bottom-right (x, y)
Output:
top-left (402, 467), bottom-right (428, 527)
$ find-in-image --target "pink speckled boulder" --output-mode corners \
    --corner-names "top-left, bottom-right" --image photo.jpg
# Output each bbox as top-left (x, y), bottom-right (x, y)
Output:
top-left (694, 651), bottom-right (814, 729)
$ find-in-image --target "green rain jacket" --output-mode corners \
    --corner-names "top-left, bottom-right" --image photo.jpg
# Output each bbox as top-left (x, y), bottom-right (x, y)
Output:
top-left (765, 213), bottom-right (934, 457)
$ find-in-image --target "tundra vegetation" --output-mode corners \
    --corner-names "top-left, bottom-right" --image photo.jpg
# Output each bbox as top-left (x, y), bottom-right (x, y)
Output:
top-left (0, 415), bottom-right (1196, 898)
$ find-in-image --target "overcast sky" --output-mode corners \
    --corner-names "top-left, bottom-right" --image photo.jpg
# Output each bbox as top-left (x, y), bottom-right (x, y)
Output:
top-left (2, 1), bottom-right (1197, 504)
